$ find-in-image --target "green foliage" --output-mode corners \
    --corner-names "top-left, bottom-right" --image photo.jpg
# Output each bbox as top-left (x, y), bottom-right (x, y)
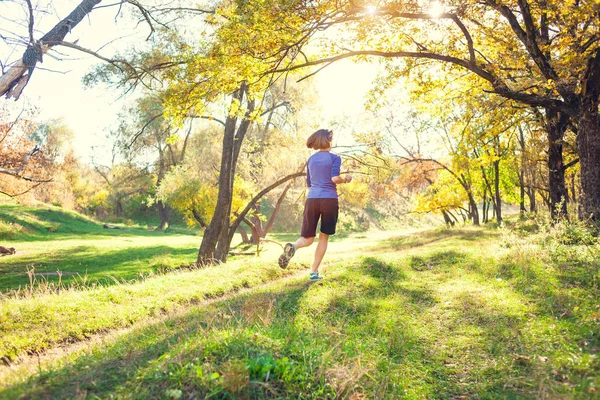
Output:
top-left (158, 165), bottom-right (255, 228)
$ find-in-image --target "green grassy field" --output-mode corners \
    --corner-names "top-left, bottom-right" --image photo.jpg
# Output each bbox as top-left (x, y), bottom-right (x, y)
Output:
top-left (0, 204), bottom-right (203, 291)
top-left (0, 205), bottom-right (599, 399)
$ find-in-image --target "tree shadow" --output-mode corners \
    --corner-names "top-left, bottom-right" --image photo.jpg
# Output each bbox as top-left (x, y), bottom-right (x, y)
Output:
top-left (1, 249), bottom-right (583, 399)
top-left (408, 250), bottom-right (469, 272)
top-left (377, 228), bottom-right (498, 253)
top-left (0, 205), bottom-right (198, 242)
top-left (0, 280), bottom-right (314, 399)
top-left (361, 256), bottom-right (407, 282)
top-left (0, 245), bottom-right (198, 292)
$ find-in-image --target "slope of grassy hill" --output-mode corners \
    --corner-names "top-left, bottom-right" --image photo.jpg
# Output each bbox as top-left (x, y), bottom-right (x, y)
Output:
top-left (0, 217), bottom-right (598, 399)
top-left (0, 204), bottom-right (203, 291)
top-left (0, 204), bottom-right (194, 241)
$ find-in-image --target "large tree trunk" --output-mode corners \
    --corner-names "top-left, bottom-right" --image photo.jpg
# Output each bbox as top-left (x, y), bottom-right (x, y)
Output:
top-left (546, 108), bottom-right (570, 220)
top-left (198, 83), bottom-right (256, 265)
top-left (214, 96), bottom-right (255, 262)
top-left (115, 198), bottom-right (123, 218)
top-left (577, 50), bottom-right (600, 221)
top-left (197, 89), bottom-right (242, 265)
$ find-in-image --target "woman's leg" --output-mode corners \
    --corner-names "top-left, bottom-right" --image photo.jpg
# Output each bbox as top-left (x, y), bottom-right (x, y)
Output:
top-left (311, 232), bottom-right (329, 273)
top-left (294, 236), bottom-right (314, 250)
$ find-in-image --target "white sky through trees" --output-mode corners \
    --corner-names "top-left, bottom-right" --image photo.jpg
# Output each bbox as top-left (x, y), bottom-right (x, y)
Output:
top-left (1, 1), bottom-right (380, 164)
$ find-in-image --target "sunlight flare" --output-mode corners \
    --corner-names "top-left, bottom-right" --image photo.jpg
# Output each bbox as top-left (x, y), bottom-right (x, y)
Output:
top-left (366, 5), bottom-right (377, 15)
top-left (428, 1), bottom-right (445, 18)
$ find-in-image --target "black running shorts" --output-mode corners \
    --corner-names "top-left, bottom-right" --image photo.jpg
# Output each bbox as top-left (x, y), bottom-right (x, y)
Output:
top-left (301, 198), bottom-right (339, 238)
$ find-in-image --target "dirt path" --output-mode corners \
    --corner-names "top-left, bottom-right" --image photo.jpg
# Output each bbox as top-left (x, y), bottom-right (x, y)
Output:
top-left (0, 268), bottom-right (309, 388)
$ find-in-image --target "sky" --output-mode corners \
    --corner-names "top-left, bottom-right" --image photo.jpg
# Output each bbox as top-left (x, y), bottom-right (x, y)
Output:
top-left (0, 1), bottom-right (382, 165)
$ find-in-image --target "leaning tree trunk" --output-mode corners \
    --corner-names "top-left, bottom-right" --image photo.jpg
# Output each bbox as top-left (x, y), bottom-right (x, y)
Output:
top-left (546, 108), bottom-right (570, 220)
top-left (441, 210), bottom-right (455, 226)
top-left (493, 159), bottom-right (502, 223)
top-left (261, 183), bottom-right (292, 237)
top-left (577, 49), bottom-right (600, 221)
top-left (457, 172), bottom-right (479, 226)
top-left (237, 225), bottom-right (251, 244)
top-left (224, 172), bottom-right (305, 256)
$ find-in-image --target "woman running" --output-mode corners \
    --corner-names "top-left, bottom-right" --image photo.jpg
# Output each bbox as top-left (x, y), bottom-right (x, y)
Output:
top-left (278, 129), bottom-right (352, 281)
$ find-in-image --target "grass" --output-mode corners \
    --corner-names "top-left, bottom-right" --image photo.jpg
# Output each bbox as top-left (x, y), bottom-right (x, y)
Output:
top-left (0, 204), bottom-right (197, 241)
top-left (0, 206), bottom-right (599, 398)
top-left (0, 204), bottom-right (201, 291)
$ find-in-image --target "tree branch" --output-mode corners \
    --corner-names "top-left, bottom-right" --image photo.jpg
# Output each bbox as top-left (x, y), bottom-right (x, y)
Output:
top-left (0, 0), bottom-right (103, 100)
top-left (564, 158), bottom-right (580, 170)
top-left (229, 171), bottom-right (305, 234)
top-left (0, 145), bottom-right (52, 183)
top-left (25, 0), bottom-right (34, 45)
top-left (269, 49), bottom-right (573, 114)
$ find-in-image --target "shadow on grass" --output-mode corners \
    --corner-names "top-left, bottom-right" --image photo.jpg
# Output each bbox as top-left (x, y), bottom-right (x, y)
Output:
top-left (361, 256), bottom-right (407, 281)
top-left (409, 250), bottom-right (469, 272)
top-left (0, 282), bottom-right (317, 399)
top-left (0, 252), bottom-right (574, 398)
top-left (1, 258), bottom-right (453, 398)
top-left (378, 228), bottom-right (498, 253)
top-left (0, 245), bottom-right (198, 293)
top-left (0, 205), bottom-right (198, 242)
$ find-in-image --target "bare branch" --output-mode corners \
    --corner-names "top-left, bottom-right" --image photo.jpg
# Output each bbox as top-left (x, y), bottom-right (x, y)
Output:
top-left (196, 115), bottom-right (227, 127)
top-left (124, 0), bottom-right (155, 40)
top-left (1, 181), bottom-right (46, 197)
top-left (0, 0), bottom-right (103, 100)
top-left (25, 0), bottom-right (34, 45)
top-left (128, 113), bottom-right (163, 148)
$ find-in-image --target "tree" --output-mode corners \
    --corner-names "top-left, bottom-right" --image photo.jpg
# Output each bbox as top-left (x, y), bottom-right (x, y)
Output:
top-left (112, 94), bottom-right (193, 229)
top-left (93, 162), bottom-right (153, 220)
top-left (0, 105), bottom-right (53, 197)
top-left (243, 0), bottom-right (599, 220)
top-left (0, 0), bottom-right (103, 99)
top-left (0, 0), bottom-right (209, 99)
